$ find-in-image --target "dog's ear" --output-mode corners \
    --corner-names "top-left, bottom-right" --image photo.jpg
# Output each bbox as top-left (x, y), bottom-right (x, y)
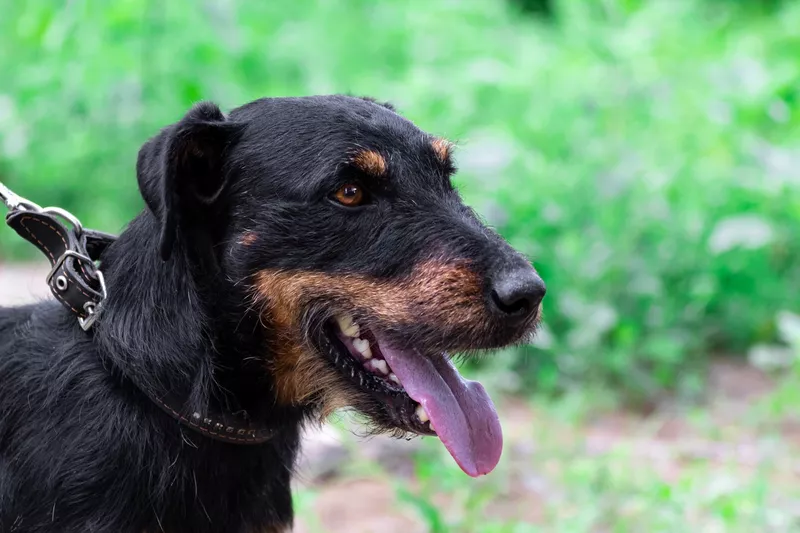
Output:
top-left (136, 102), bottom-right (244, 261)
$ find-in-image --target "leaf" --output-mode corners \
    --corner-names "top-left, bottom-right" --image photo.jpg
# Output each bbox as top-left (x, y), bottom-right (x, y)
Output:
top-left (776, 310), bottom-right (800, 349)
top-left (708, 215), bottom-right (776, 255)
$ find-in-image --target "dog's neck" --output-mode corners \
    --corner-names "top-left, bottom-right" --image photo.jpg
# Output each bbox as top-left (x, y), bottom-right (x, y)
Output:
top-left (94, 211), bottom-right (296, 430)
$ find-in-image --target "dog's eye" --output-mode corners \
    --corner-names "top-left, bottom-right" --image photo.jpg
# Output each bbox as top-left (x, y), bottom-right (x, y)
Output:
top-left (333, 184), bottom-right (366, 207)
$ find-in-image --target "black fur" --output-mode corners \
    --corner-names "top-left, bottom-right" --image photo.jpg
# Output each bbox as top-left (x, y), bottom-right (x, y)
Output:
top-left (0, 95), bottom-right (543, 532)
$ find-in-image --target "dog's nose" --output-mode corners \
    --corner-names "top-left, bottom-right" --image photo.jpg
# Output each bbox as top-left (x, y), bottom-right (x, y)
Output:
top-left (488, 267), bottom-right (546, 323)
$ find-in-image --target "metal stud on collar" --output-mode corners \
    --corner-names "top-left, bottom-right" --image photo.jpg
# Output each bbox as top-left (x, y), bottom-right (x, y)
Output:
top-left (55, 275), bottom-right (69, 292)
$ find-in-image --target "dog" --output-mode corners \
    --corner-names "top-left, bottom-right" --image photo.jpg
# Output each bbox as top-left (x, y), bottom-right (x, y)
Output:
top-left (0, 95), bottom-right (545, 533)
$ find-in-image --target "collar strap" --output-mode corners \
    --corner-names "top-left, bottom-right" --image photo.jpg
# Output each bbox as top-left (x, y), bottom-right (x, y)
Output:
top-left (6, 208), bottom-right (113, 330)
top-left (146, 390), bottom-right (278, 444)
top-left (2, 183), bottom-right (276, 445)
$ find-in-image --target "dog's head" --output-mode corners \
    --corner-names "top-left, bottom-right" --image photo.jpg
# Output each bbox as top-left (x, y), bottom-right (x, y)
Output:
top-left (136, 96), bottom-right (545, 477)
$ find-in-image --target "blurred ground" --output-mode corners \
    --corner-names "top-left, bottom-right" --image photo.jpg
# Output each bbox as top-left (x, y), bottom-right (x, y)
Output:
top-left (3, 263), bottom-right (798, 532)
top-left (0, 260), bottom-right (49, 306)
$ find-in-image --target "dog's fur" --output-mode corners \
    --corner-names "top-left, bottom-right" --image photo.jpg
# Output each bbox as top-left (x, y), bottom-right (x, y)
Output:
top-left (0, 95), bottom-right (543, 533)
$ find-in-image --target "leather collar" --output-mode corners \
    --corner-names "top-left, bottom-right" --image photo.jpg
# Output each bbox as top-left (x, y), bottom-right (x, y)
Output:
top-left (145, 389), bottom-right (277, 444)
top-left (3, 190), bottom-right (276, 445)
top-left (7, 209), bottom-right (112, 329)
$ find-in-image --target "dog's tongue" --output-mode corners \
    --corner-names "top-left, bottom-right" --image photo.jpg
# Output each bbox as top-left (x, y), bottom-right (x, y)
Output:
top-left (380, 344), bottom-right (503, 477)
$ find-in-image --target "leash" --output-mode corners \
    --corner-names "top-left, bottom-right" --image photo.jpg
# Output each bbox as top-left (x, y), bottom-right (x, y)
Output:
top-left (1, 182), bottom-right (277, 444)
top-left (1, 181), bottom-right (115, 330)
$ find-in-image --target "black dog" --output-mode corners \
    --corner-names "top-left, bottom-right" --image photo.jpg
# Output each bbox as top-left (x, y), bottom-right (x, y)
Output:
top-left (0, 95), bottom-right (545, 533)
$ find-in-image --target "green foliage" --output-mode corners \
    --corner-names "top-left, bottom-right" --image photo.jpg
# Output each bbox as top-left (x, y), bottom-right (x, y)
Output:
top-left (2, 0), bottom-right (799, 400)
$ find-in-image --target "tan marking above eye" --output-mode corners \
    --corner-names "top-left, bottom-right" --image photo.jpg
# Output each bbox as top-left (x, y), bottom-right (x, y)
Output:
top-left (431, 138), bottom-right (453, 162)
top-left (351, 149), bottom-right (387, 176)
top-left (333, 184), bottom-right (365, 206)
top-left (238, 231), bottom-right (258, 246)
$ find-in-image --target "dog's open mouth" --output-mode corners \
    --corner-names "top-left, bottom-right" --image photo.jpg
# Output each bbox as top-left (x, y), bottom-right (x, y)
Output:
top-left (322, 314), bottom-right (503, 477)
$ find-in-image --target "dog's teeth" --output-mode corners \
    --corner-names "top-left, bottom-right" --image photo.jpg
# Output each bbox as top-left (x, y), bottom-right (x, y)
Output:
top-left (365, 359), bottom-right (386, 375)
top-left (336, 315), bottom-right (360, 337)
top-left (336, 314), bottom-right (353, 330)
top-left (373, 359), bottom-right (389, 375)
top-left (389, 373), bottom-right (400, 385)
top-left (352, 338), bottom-right (372, 359)
top-left (416, 404), bottom-right (430, 423)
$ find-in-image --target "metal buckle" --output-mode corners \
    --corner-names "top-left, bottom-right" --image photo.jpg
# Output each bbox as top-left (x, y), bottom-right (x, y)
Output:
top-left (46, 250), bottom-right (93, 285)
top-left (46, 251), bottom-right (107, 331)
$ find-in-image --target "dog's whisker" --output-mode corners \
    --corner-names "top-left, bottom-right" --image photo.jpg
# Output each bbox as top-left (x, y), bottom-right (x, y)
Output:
top-left (180, 429), bottom-right (199, 449)
top-left (153, 506), bottom-right (166, 533)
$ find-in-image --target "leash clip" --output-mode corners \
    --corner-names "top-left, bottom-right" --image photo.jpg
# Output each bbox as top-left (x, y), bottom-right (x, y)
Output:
top-left (0, 182), bottom-right (42, 212)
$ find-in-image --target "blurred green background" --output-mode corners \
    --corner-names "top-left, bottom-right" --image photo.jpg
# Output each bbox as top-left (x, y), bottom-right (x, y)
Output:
top-left (2, 0), bottom-right (800, 531)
